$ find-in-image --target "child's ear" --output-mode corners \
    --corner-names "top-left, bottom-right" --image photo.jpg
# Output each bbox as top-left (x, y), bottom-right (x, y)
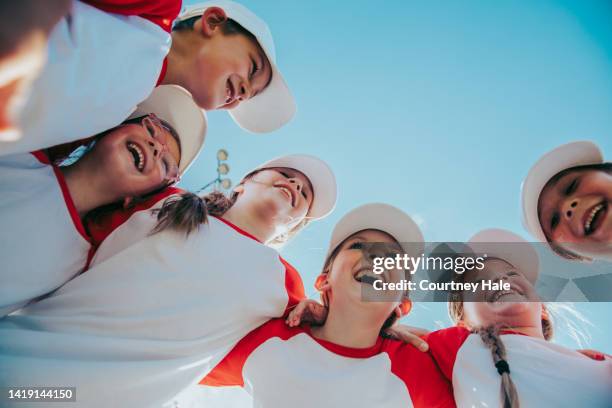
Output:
top-left (395, 298), bottom-right (412, 317)
top-left (200, 7), bottom-right (227, 36)
top-left (233, 184), bottom-right (245, 195)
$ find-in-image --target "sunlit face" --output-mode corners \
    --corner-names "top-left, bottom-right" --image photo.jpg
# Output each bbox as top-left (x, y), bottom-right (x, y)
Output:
top-left (88, 114), bottom-right (181, 198)
top-left (461, 258), bottom-right (541, 330)
top-left (324, 230), bottom-right (405, 317)
top-left (183, 19), bottom-right (272, 111)
top-left (237, 167), bottom-right (313, 233)
top-left (538, 167), bottom-right (612, 259)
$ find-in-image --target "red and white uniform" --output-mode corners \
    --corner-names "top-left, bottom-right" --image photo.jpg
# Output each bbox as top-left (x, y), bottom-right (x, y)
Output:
top-left (0, 147), bottom-right (181, 317)
top-left (0, 216), bottom-right (305, 407)
top-left (0, 151), bottom-right (91, 316)
top-left (198, 319), bottom-right (456, 408)
top-left (427, 326), bottom-right (612, 408)
top-left (1, 0), bottom-right (181, 156)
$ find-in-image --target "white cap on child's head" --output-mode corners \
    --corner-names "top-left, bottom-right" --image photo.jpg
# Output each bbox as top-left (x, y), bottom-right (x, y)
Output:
top-left (178, 1), bottom-right (296, 134)
top-left (520, 141), bottom-right (604, 242)
top-left (247, 154), bottom-right (337, 220)
top-left (326, 203), bottom-right (425, 260)
top-left (467, 228), bottom-right (540, 285)
top-left (130, 85), bottom-right (207, 174)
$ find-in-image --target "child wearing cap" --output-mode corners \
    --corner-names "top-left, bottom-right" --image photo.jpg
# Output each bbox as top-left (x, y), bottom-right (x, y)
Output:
top-left (522, 141), bottom-right (611, 262)
top-left (0, 85), bottom-right (206, 317)
top-left (1, 0), bottom-right (294, 155)
top-left (0, 154), bottom-right (336, 408)
top-left (426, 229), bottom-right (611, 408)
top-left (199, 203), bottom-right (455, 408)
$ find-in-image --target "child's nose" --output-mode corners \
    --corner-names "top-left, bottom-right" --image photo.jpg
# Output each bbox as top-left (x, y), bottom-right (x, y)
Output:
top-left (562, 198), bottom-right (579, 219)
top-left (288, 178), bottom-right (303, 191)
top-left (237, 78), bottom-right (252, 101)
top-left (147, 137), bottom-right (165, 159)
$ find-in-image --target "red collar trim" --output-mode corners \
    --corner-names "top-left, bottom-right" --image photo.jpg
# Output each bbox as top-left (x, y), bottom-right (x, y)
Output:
top-left (156, 58), bottom-right (168, 86)
top-left (31, 151), bottom-right (92, 244)
top-left (302, 325), bottom-right (384, 358)
top-left (214, 216), bottom-right (262, 243)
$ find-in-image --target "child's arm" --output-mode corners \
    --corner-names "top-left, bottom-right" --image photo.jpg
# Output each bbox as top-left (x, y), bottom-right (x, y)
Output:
top-left (286, 299), bottom-right (430, 351)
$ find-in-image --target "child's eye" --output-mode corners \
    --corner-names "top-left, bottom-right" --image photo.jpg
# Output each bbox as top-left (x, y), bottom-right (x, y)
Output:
top-left (145, 122), bottom-right (156, 137)
top-left (507, 270), bottom-right (519, 277)
top-left (565, 178), bottom-right (579, 196)
top-left (301, 190), bottom-right (307, 199)
top-left (349, 242), bottom-right (364, 250)
top-left (250, 57), bottom-right (259, 78)
top-left (279, 171), bottom-right (290, 178)
top-left (550, 212), bottom-right (560, 230)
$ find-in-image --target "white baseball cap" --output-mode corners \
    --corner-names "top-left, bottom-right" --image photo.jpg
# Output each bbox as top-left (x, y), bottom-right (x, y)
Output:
top-left (467, 228), bottom-right (540, 284)
top-left (250, 154), bottom-right (337, 220)
top-left (326, 203), bottom-right (425, 259)
top-left (178, 1), bottom-right (296, 133)
top-left (130, 85), bottom-right (207, 174)
top-left (521, 141), bottom-right (604, 242)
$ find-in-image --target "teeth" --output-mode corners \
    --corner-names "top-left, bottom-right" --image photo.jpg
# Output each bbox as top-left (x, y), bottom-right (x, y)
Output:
top-left (584, 203), bottom-right (604, 233)
top-left (127, 143), bottom-right (145, 171)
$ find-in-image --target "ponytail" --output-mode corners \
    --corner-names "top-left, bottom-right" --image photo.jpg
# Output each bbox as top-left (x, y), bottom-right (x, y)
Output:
top-left (478, 326), bottom-right (520, 408)
top-left (152, 191), bottom-right (236, 236)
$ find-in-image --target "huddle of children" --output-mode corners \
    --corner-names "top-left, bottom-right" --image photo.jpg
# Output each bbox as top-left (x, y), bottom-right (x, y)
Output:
top-left (0, 1), bottom-right (610, 407)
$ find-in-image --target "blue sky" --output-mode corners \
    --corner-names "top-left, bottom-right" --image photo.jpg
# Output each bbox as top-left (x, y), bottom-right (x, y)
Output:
top-left (181, 0), bottom-right (612, 351)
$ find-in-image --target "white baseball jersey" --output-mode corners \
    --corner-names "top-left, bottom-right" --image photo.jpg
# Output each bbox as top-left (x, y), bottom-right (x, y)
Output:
top-left (0, 151), bottom-right (92, 316)
top-left (199, 319), bottom-right (456, 408)
top-left (0, 216), bottom-right (305, 408)
top-left (427, 326), bottom-right (612, 408)
top-left (0, 0), bottom-right (178, 155)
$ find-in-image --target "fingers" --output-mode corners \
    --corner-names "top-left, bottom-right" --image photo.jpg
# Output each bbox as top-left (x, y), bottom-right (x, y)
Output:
top-left (285, 301), bottom-right (307, 327)
top-left (384, 327), bottom-right (429, 352)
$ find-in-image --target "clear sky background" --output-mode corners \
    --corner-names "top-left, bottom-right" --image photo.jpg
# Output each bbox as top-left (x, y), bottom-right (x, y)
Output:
top-left (181, 0), bottom-right (612, 352)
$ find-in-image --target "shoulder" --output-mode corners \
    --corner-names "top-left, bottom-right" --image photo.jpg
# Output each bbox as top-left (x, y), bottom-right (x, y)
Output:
top-left (79, 0), bottom-right (182, 32)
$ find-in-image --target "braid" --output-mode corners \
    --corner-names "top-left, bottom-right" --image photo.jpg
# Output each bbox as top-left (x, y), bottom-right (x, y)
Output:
top-left (478, 326), bottom-right (520, 408)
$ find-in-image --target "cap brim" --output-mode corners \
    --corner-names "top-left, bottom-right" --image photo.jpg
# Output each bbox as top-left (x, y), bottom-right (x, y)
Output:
top-left (521, 141), bottom-right (603, 241)
top-left (131, 85), bottom-right (207, 174)
top-left (254, 154), bottom-right (337, 220)
top-left (179, 2), bottom-right (295, 133)
top-left (468, 229), bottom-right (539, 284)
top-left (327, 203), bottom-right (425, 259)
top-left (230, 64), bottom-right (296, 133)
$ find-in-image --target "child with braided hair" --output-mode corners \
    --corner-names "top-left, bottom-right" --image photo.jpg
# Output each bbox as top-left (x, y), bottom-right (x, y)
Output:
top-left (426, 229), bottom-right (611, 408)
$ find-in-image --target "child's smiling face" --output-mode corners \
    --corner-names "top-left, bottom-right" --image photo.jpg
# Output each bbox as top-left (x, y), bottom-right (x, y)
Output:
top-left (180, 9), bottom-right (273, 111)
top-left (537, 166), bottom-right (612, 259)
top-left (461, 258), bottom-right (541, 329)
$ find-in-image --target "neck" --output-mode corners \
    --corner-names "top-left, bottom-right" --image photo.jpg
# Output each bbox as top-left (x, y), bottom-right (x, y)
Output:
top-left (310, 303), bottom-right (382, 349)
top-left (162, 30), bottom-right (199, 87)
top-left (501, 324), bottom-right (546, 339)
top-left (60, 159), bottom-right (121, 218)
top-left (222, 204), bottom-right (277, 243)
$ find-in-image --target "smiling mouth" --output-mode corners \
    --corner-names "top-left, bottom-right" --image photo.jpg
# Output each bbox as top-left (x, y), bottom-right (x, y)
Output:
top-left (486, 287), bottom-right (523, 303)
top-left (584, 201), bottom-right (607, 236)
top-left (127, 142), bottom-right (145, 172)
top-left (354, 268), bottom-right (381, 286)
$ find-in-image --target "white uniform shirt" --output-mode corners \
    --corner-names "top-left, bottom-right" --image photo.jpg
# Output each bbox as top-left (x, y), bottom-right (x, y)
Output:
top-left (199, 319), bottom-right (456, 408)
top-left (0, 152), bottom-right (91, 316)
top-left (427, 326), bottom-right (612, 408)
top-left (0, 216), bottom-right (305, 408)
top-left (0, 0), bottom-right (173, 155)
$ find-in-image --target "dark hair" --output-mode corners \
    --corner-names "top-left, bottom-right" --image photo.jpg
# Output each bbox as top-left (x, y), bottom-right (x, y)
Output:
top-left (539, 162), bottom-right (612, 261)
top-left (152, 170), bottom-right (311, 246)
top-left (173, 16), bottom-right (257, 43)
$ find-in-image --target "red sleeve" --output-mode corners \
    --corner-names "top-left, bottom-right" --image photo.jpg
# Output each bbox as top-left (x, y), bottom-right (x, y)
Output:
top-left (200, 319), bottom-right (302, 387)
top-left (385, 340), bottom-right (456, 408)
top-left (80, 0), bottom-right (182, 32)
top-left (279, 257), bottom-right (306, 315)
top-left (85, 186), bottom-right (184, 249)
top-left (425, 326), bottom-right (471, 381)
